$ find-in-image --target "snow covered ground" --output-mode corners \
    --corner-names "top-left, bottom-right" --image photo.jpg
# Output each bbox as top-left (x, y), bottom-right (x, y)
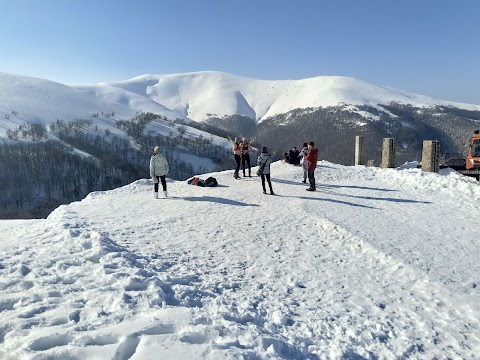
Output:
top-left (1, 161), bottom-right (480, 359)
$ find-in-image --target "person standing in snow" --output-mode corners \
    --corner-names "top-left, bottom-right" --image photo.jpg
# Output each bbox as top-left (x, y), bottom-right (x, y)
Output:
top-left (229, 137), bottom-right (242, 179)
top-left (257, 146), bottom-right (274, 195)
top-left (150, 146), bottom-right (169, 198)
top-left (241, 137), bottom-right (252, 177)
top-left (305, 141), bottom-right (319, 191)
top-left (300, 142), bottom-right (309, 183)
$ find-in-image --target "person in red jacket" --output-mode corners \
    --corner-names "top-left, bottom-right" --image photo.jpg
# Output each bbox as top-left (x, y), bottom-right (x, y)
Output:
top-left (305, 141), bottom-right (318, 191)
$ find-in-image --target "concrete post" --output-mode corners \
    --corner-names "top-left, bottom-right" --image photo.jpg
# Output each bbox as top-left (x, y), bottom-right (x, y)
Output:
top-left (380, 138), bottom-right (396, 168)
top-left (421, 140), bottom-right (440, 173)
top-left (355, 135), bottom-right (365, 166)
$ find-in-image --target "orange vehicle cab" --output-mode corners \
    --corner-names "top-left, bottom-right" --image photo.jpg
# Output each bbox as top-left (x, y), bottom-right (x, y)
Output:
top-left (466, 131), bottom-right (480, 170)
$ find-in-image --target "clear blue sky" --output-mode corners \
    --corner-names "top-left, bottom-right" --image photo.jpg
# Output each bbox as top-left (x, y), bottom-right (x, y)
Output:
top-left (1, 0), bottom-right (479, 104)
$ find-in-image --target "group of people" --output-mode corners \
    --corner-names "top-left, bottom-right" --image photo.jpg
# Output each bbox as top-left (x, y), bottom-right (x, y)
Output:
top-left (229, 137), bottom-right (253, 179)
top-left (228, 138), bottom-right (319, 194)
top-left (283, 143), bottom-right (319, 190)
top-left (300, 142), bottom-right (319, 191)
top-left (149, 139), bottom-right (319, 199)
top-left (229, 137), bottom-right (275, 195)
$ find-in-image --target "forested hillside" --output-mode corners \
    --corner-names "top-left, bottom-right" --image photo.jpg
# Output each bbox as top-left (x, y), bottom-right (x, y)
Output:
top-left (0, 113), bottom-right (235, 218)
top-left (216, 103), bottom-right (480, 165)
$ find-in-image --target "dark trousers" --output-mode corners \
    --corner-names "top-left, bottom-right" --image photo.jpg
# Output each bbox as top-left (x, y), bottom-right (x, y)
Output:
top-left (242, 154), bottom-right (251, 176)
top-left (154, 175), bottom-right (167, 192)
top-left (261, 174), bottom-right (273, 193)
top-left (234, 155), bottom-right (241, 175)
top-left (308, 169), bottom-right (316, 190)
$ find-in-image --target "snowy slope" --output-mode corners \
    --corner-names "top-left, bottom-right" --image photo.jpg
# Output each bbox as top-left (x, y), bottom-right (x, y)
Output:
top-left (0, 72), bottom-right (233, 165)
top-left (0, 72), bottom-right (135, 129)
top-left (1, 162), bottom-right (480, 359)
top-left (95, 71), bottom-right (480, 122)
top-left (74, 83), bottom-right (186, 121)
top-left (0, 72), bottom-right (190, 139)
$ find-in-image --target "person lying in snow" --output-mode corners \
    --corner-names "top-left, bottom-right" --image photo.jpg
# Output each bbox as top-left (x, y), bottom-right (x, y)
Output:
top-left (187, 177), bottom-right (218, 187)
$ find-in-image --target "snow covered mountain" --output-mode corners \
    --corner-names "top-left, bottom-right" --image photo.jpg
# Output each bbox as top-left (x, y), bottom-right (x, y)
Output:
top-left (2, 70), bottom-right (479, 139)
top-left (2, 70), bottom-right (479, 132)
top-left (90, 71), bottom-right (480, 122)
top-left (1, 161), bottom-right (480, 359)
top-left (0, 72), bottom-right (191, 140)
top-left (0, 71), bottom-right (233, 173)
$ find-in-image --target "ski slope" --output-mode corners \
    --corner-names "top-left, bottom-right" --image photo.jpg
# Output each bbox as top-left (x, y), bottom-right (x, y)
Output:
top-left (0, 161), bottom-right (479, 359)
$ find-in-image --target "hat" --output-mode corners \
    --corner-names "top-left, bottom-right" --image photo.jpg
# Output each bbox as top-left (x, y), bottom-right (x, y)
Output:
top-left (153, 146), bottom-right (160, 153)
top-left (262, 146), bottom-right (268, 153)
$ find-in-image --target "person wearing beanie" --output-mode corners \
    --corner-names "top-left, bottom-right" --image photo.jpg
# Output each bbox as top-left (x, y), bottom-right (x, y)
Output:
top-left (150, 146), bottom-right (169, 198)
top-left (257, 146), bottom-right (275, 195)
top-left (305, 141), bottom-right (319, 191)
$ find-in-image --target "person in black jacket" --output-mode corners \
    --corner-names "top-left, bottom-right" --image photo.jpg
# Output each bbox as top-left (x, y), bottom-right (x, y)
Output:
top-left (257, 146), bottom-right (274, 195)
top-left (288, 147), bottom-right (300, 165)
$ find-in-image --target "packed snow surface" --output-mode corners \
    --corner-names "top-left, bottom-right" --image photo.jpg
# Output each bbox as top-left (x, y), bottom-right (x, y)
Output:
top-left (1, 161), bottom-right (480, 359)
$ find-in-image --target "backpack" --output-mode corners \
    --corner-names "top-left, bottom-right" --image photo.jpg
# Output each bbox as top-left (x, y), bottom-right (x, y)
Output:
top-left (205, 177), bottom-right (218, 187)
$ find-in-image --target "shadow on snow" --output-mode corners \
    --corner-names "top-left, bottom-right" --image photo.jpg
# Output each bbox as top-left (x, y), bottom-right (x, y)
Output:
top-left (182, 196), bottom-right (259, 207)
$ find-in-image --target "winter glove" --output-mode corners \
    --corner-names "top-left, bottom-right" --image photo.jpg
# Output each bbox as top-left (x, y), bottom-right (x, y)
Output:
top-left (152, 176), bottom-right (159, 184)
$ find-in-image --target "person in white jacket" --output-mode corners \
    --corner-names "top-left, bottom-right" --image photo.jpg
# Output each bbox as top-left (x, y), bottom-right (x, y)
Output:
top-left (150, 146), bottom-right (169, 198)
top-left (257, 146), bottom-right (274, 195)
top-left (300, 142), bottom-right (309, 183)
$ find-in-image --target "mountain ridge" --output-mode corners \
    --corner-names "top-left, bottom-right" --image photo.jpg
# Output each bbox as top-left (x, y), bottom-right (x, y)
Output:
top-left (2, 70), bottom-right (479, 132)
top-left (93, 71), bottom-right (480, 122)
